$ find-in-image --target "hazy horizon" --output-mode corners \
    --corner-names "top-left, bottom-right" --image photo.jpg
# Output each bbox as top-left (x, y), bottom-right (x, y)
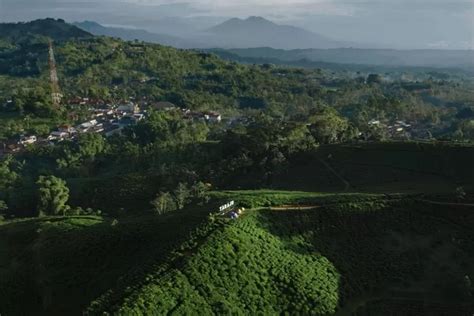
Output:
top-left (0, 0), bottom-right (473, 50)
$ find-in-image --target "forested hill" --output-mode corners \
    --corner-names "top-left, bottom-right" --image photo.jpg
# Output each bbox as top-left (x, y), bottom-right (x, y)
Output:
top-left (0, 18), bottom-right (92, 43)
top-left (212, 47), bottom-right (474, 70)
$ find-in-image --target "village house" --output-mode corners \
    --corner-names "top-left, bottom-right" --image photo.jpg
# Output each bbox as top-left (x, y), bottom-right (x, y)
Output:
top-left (205, 111), bottom-right (222, 123)
top-left (18, 135), bottom-right (37, 146)
top-left (76, 119), bottom-right (98, 133)
top-left (48, 131), bottom-right (69, 141)
top-left (368, 119), bottom-right (381, 126)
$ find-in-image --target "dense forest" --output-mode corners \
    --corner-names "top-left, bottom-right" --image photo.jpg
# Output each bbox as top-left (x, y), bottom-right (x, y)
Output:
top-left (0, 19), bottom-right (473, 315)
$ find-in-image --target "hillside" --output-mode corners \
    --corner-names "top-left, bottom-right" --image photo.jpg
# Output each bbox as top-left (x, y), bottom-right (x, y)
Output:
top-left (87, 194), bottom-right (474, 314)
top-left (272, 142), bottom-right (474, 193)
top-left (0, 201), bottom-right (215, 315)
top-left (201, 16), bottom-right (349, 49)
top-left (3, 192), bottom-right (473, 315)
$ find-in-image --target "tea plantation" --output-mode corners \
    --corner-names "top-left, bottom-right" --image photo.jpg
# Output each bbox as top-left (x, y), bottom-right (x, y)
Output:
top-left (86, 195), bottom-right (474, 315)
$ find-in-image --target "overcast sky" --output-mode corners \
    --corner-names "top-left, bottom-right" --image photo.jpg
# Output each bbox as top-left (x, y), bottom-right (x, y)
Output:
top-left (1, 0), bottom-right (473, 49)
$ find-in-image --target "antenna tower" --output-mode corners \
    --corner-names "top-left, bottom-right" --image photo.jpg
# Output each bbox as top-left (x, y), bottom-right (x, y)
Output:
top-left (48, 39), bottom-right (62, 107)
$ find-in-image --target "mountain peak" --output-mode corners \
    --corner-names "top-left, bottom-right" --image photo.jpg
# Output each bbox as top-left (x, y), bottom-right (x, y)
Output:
top-left (245, 16), bottom-right (272, 24)
top-left (206, 16), bottom-right (347, 49)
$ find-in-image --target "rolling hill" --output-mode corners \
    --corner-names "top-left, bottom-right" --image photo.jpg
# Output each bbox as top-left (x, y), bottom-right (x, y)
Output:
top-left (73, 21), bottom-right (200, 49)
top-left (97, 198), bottom-right (474, 315)
top-left (0, 18), bottom-right (92, 43)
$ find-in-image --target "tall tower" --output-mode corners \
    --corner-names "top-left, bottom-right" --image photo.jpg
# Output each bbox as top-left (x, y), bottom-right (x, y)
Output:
top-left (48, 39), bottom-right (62, 107)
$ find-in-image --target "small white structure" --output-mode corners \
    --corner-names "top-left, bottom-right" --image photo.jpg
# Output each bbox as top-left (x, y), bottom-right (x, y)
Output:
top-left (48, 131), bottom-right (68, 141)
top-left (133, 113), bottom-right (145, 121)
top-left (19, 135), bottom-right (37, 145)
top-left (77, 119), bottom-right (98, 133)
top-left (368, 119), bottom-right (381, 126)
top-left (205, 112), bottom-right (222, 123)
top-left (219, 200), bottom-right (235, 213)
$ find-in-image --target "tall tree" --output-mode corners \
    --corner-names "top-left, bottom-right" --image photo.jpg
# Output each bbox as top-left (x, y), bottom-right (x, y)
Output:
top-left (173, 182), bottom-right (191, 210)
top-left (151, 192), bottom-right (176, 215)
top-left (36, 175), bottom-right (70, 216)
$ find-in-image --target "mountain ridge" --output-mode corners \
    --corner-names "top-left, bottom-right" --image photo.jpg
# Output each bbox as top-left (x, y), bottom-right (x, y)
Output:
top-left (0, 18), bottom-right (92, 43)
top-left (73, 21), bottom-right (200, 48)
top-left (203, 16), bottom-right (350, 49)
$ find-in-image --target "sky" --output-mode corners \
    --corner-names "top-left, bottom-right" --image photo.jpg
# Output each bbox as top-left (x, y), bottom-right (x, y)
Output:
top-left (0, 0), bottom-right (473, 49)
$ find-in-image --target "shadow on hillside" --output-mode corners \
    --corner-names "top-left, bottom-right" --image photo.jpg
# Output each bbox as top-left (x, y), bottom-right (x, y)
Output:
top-left (0, 202), bottom-right (216, 316)
top-left (271, 143), bottom-right (474, 194)
top-left (255, 201), bottom-right (474, 314)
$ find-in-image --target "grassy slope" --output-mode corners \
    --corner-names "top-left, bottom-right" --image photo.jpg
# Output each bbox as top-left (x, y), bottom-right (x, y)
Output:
top-left (0, 201), bottom-right (216, 316)
top-left (1, 190), bottom-right (474, 315)
top-left (90, 197), bottom-right (474, 315)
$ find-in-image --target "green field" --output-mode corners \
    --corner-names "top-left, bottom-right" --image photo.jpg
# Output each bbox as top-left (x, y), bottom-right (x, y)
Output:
top-left (2, 191), bottom-right (473, 315)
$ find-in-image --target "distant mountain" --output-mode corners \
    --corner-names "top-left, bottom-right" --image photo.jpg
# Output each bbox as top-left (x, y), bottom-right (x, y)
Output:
top-left (0, 18), bottom-right (92, 43)
top-left (73, 17), bottom-right (356, 50)
top-left (74, 21), bottom-right (200, 48)
top-left (201, 16), bottom-right (350, 49)
top-left (213, 47), bottom-right (474, 69)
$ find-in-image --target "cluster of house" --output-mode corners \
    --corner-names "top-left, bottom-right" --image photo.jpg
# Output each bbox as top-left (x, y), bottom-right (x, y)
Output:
top-left (48, 101), bottom-right (147, 142)
top-left (1, 98), bottom-right (223, 156)
top-left (368, 119), bottom-right (413, 137)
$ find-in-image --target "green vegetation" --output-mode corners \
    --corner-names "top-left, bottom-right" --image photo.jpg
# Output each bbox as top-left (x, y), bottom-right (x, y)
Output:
top-left (85, 196), bottom-right (474, 315)
top-left (0, 19), bottom-right (473, 315)
top-left (1, 20), bottom-right (474, 142)
top-left (0, 200), bottom-right (216, 315)
top-left (36, 175), bottom-right (70, 216)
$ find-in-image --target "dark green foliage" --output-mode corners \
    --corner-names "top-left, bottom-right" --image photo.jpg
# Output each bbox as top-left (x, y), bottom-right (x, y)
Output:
top-left (87, 197), bottom-right (474, 315)
top-left (36, 175), bottom-right (70, 216)
top-left (0, 200), bottom-right (7, 213)
top-left (0, 155), bottom-right (19, 194)
top-left (56, 133), bottom-right (107, 175)
top-left (173, 182), bottom-right (191, 210)
top-left (151, 192), bottom-right (177, 215)
top-left (0, 200), bottom-right (215, 316)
